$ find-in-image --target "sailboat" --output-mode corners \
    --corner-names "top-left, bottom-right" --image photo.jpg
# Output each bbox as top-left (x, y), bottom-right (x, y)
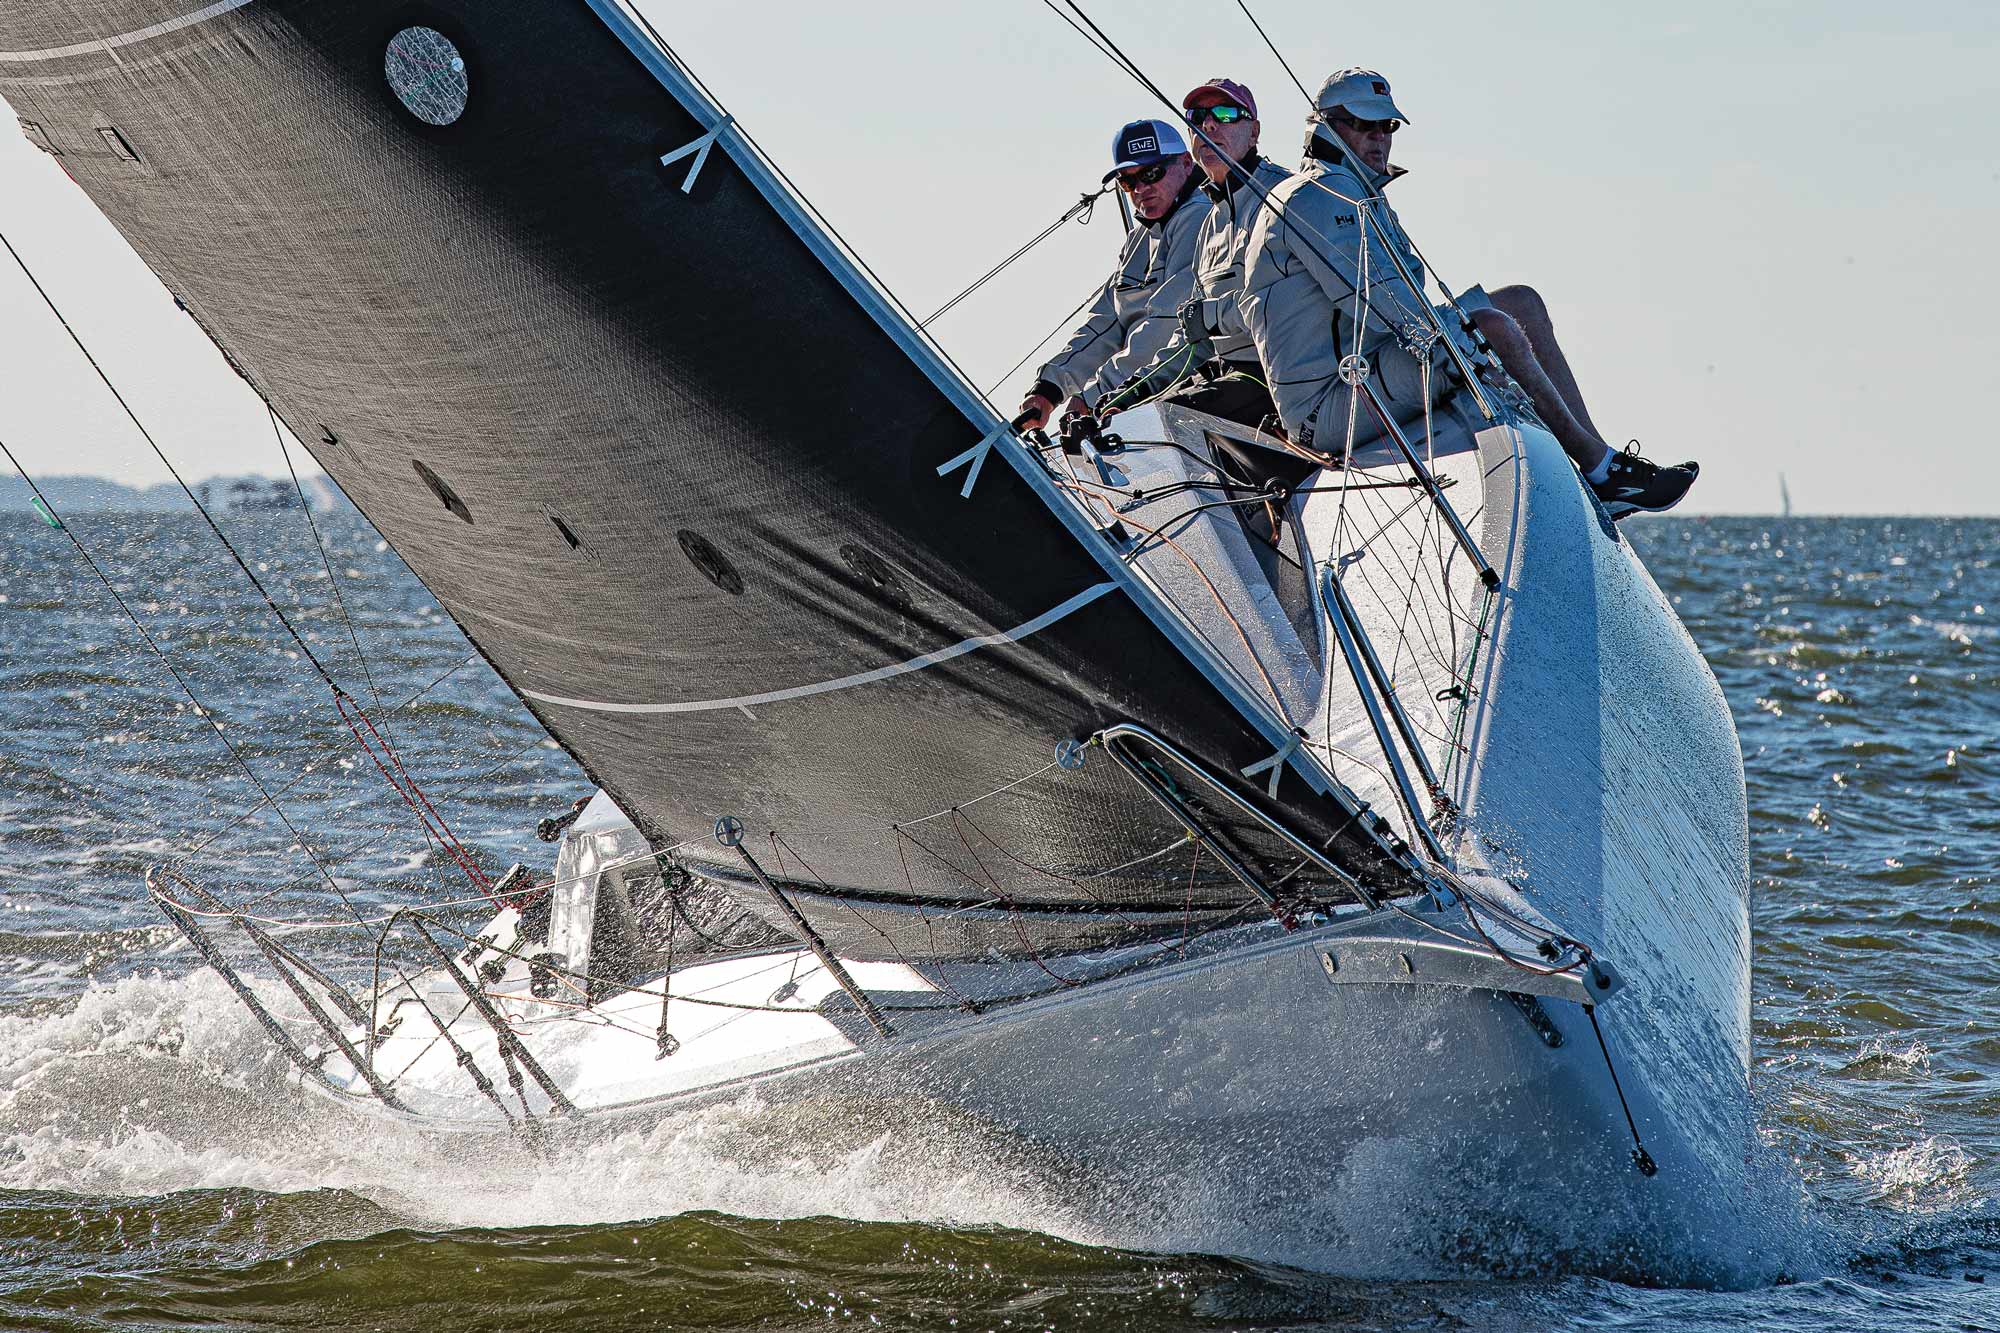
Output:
top-left (1780, 473), bottom-right (1794, 519)
top-left (0, 1), bottom-right (1752, 1268)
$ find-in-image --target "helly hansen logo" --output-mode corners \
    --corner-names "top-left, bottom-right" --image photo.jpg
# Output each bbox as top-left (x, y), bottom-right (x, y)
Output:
top-left (1333, 213), bottom-right (1355, 227)
top-left (1127, 134), bottom-right (1157, 154)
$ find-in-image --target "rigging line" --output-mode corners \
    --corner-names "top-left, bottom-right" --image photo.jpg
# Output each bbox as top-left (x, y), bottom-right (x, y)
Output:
top-left (894, 833), bottom-right (951, 963)
top-left (1047, 1), bottom-right (1497, 421)
top-left (767, 831), bottom-right (976, 1009)
top-left (337, 690), bottom-right (499, 900)
top-left (268, 404), bottom-right (385, 716)
top-left (411, 903), bottom-right (1263, 1021)
top-left (203, 724), bottom-right (553, 918)
top-left (621, 3), bottom-right (1012, 426)
top-left (893, 761), bottom-right (1063, 830)
top-left (0, 441), bottom-right (368, 920)
top-left (1232, 0), bottom-right (1313, 106)
top-left (0, 227), bottom-right (338, 691)
top-left (1379, 490), bottom-right (1472, 701)
top-left (1340, 548), bottom-right (1454, 734)
top-left (1033, 0), bottom-right (1123, 66)
top-left (1345, 487), bottom-right (1465, 681)
top-left (948, 810), bottom-right (1081, 988)
top-left (1099, 341), bottom-right (1203, 414)
top-left (889, 821), bottom-right (1013, 909)
top-left (385, 996), bottom-right (476, 1088)
top-left (1370, 479), bottom-right (1486, 663)
top-left (987, 283), bottom-right (1109, 396)
top-left (172, 651), bottom-right (483, 866)
top-left (1056, 478), bottom-right (1294, 724)
top-left (922, 187), bottom-right (1109, 328)
top-left (268, 407), bottom-right (461, 895)
top-left (1585, 1004), bottom-right (1659, 1177)
top-left (951, 806), bottom-right (1157, 926)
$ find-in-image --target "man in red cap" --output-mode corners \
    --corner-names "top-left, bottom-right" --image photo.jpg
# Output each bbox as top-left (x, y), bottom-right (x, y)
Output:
top-left (1098, 78), bottom-right (1295, 442)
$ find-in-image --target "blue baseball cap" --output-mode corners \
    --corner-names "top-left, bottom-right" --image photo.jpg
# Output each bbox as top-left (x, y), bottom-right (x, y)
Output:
top-left (1102, 118), bottom-right (1188, 182)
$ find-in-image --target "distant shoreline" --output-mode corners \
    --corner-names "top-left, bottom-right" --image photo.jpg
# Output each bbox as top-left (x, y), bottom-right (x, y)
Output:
top-left (0, 472), bottom-right (349, 514)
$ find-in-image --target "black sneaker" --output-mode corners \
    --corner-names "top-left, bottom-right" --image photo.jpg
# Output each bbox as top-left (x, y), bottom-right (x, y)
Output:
top-left (1590, 444), bottom-right (1698, 519)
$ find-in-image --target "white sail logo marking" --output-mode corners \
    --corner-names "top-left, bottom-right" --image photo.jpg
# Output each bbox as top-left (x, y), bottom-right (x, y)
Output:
top-left (936, 426), bottom-right (1008, 498)
top-left (524, 581), bottom-right (1120, 715)
top-left (0, 0), bottom-right (256, 63)
top-left (1240, 732), bottom-right (1304, 797)
top-left (659, 116), bottom-right (734, 193)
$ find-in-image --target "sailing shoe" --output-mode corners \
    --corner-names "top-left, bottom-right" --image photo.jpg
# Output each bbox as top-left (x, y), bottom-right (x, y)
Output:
top-left (1590, 444), bottom-right (1698, 520)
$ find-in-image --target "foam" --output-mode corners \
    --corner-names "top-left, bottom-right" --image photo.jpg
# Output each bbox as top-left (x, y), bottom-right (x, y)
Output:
top-left (0, 967), bottom-right (1873, 1282)
top-left (1849, 1136), bottom-right (1976, 1212)
top-left (0, 969), bottom-right (1087, 1239)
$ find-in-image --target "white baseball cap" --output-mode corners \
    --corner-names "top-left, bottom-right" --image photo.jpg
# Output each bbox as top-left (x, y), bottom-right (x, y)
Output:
top-left (1312, 68), bottom-right (1410, 123)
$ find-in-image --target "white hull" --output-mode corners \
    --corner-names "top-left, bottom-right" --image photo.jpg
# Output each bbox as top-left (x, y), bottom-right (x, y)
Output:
top-left (302, 415), bottom-right (1752, 1272)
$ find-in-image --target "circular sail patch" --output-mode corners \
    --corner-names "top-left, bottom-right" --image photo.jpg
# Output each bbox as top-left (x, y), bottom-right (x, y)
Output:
top-left (384, 27), bottom-right (469, 127)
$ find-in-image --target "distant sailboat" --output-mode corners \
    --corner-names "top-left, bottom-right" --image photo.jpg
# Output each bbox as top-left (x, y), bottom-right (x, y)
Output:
top-left (1780, 472), bottom-right (1794, 518)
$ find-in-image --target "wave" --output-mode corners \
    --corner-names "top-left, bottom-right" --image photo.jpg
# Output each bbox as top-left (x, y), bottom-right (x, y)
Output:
top-left (0, 970), bottom-right (1083, 1240)
top-left (0, 968), bottom-right (1851, 1289)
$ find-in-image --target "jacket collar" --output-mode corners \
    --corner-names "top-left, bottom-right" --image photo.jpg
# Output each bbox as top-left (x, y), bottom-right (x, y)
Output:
top-left (1199, 151), bottom-right (1272, 203)
top-left (1138, 166), bottom-right (1203, 228)
top-left (1303, 123), bottom-right (1404, 191)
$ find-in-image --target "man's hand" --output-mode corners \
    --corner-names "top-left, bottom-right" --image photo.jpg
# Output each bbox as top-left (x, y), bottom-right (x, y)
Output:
top-left (1015, 383), bottom-right (1085, 431)
top-left (1015, 392), bottom-right (1058, 432)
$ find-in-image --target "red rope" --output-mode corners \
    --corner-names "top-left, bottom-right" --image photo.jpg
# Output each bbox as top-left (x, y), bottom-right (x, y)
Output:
top-left (335, 689), bottom-right (519, 908)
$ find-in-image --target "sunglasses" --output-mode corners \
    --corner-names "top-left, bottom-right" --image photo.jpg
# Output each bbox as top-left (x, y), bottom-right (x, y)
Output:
top-left (1322, 110), bottom-right (1401, 135)
top-left (1184, 103), bottom-right (1252, 127)
top-left (1115, 161), bottom-right (1174, 190)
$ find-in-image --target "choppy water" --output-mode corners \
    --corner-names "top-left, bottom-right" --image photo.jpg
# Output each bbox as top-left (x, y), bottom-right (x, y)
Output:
top-left (0, 510), bottom-right (1994, 1331)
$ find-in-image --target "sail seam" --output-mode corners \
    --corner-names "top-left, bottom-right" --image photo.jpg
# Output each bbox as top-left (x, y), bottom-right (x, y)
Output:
top-left (0, 0), bottom-right (255, 63)
top-left (524, 581), bottom-right (1120, 714)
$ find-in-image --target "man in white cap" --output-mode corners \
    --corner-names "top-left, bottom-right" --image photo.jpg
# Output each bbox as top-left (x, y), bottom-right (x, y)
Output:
top-left (1097, 77), bottom-right (1296, 437)
top-left (1241, 69), bottom-right (1697, 516)
top-left (1016, 118), bottom-right (1209, 432)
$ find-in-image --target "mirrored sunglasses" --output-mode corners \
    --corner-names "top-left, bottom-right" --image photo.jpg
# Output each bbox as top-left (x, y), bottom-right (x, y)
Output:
top-left (1183, 104), bottom-right (1252, 127)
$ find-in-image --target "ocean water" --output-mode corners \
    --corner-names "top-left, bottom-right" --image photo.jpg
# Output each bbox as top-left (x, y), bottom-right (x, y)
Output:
top-left (0, 509), bottom-right (1993, 1331)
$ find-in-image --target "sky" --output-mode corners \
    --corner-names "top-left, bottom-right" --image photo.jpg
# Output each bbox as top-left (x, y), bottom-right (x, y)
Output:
top-left (0, 0), bottom-right (1994, 514)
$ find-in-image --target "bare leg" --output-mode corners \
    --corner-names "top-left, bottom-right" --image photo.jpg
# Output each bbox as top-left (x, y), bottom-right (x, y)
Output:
top-left (1489, 284), bottom-right (1605, 441)
top-left (1471, 307), bottom-right (1610, 474)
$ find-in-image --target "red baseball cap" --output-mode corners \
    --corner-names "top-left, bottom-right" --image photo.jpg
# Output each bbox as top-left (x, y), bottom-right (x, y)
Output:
top-left (1181, 78), bottom-right (1257, 120)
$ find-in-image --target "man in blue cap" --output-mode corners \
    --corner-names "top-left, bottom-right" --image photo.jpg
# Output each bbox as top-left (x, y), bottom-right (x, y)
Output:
top-left (1016, 118), bottom-right (1210, 432)
top-left (1241, 69), bottom-right (1698, 516)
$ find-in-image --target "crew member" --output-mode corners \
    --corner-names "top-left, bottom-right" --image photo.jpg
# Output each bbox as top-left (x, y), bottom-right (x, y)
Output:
top-left (1241, 69), bottom-right (1698, 516)
top-left (1098, 78), bottom-right (1293, 434)
top-left (1017, 119), bottom-right (1209, 431)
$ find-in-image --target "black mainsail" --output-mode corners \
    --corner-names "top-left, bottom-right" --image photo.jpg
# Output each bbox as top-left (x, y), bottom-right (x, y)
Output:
top-left (1, 0), bottom-right (1412, 955)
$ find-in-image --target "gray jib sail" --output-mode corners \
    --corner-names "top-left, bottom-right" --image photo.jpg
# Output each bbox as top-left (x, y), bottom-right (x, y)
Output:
top-left (0, 0), bottom-right (1411, 957)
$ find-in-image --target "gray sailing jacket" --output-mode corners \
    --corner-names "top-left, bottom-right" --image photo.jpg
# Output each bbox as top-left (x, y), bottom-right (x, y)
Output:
top-left (1240, 128), bottom-right (1460, 446)
top-left (1035, 177), bottom-right (1210, 404)
top-left (1108, 154), bottom-right (1295, 406)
